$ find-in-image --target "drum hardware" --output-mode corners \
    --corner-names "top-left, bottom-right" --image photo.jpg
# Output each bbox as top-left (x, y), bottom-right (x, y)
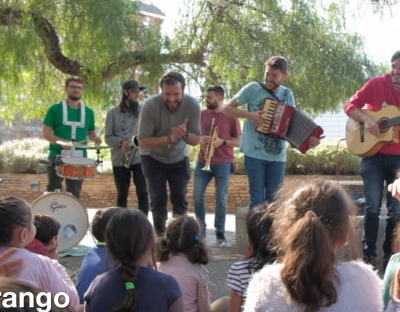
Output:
top-left (31, 191), bottom-right (89, 252)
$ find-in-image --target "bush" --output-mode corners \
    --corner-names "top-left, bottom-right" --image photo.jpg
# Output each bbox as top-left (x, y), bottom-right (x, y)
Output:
top-left (0, 138), bottom-right (361, 175)
top-left (286, 141), bottom-right (361, 175)
top-left (0, 138), bottom-right (49, 174)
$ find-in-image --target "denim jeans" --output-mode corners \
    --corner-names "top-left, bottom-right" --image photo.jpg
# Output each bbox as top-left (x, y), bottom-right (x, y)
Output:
top-left (47, 155), bottom-right (83, 198)
top-left (193, 162), bottom-right (231, 234)
top-left (361, 153), bottom-right (400, 259)
top-left (244, 155), bottom-right (286, 208)
top-left (112, 164), bottom-right (149, 215)
top-left (141, 155), bottom-right (191, 235)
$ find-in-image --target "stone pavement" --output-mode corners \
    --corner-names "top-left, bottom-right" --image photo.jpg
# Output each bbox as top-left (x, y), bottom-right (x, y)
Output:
top-left (59, 210), bottom-right (243, 301)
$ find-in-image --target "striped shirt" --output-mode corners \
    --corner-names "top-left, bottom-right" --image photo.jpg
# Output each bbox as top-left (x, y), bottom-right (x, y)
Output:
top-left (226, 258), bottom-right (261, 300)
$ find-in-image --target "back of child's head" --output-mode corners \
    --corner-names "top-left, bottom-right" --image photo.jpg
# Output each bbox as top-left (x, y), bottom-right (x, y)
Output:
top-left (33, 214), bottom-right (61, 245)
top-left (0, 197), bottom-right (33, 246)
top-left (0, 276), bottom-right (73, 312)
top-left (273, 179), bottom-right (355, 312)
top-left (156, 216), bottom-right (209, 265)
top-left (91, 207), bottom-right (123, 242)
top-left (105, 209), bottom-right (154, 312)
top-left (246, 204), bottom-right (277, 267)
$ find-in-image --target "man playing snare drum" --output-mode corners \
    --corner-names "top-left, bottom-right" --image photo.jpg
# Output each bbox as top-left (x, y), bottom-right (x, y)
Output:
top-left (42, 77), bottom-right (102, 198)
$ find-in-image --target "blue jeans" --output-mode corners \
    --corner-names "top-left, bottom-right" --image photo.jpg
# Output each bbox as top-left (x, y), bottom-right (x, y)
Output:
top-left (244, 155), bottom-right (286, 208)
top-left (141, 155), bottom-right (191, 235)
top-left (193, 162), bottom-right (231, 234)
top-left (361, 153), bottom-right (400, 259)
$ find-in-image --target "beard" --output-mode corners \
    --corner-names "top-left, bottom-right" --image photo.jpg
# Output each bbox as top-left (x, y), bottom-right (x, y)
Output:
top-left (163, 99), bottom-right (182, 113)
top-left (68, 95), bottom-right (81, 101)
top-left (266, 81), bottom-right (280, 91)
top-left (206, 101), bottom-right (218, 110)
top-left (127, 99), bottom-right (139, 114)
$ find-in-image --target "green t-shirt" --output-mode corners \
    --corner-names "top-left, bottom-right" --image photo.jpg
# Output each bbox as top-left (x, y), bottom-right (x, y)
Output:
top-left (43, 102), bottom-right (96, 156)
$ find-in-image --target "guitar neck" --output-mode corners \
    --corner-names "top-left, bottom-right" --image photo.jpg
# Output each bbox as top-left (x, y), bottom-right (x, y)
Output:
top-left (388, 116), bottom-right (400, 127)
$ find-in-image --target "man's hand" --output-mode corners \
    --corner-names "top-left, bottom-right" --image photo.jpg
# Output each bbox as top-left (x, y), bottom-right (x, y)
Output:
top-left (248, 111), bottom-right (266, 127)
top-left (93, 137), bottom-right (102, 145)
top-left (171, 118), bottom-right (189, 139)
top-left (121, 139), bottom-right (131, 154)
top-left (389, 178), bottom-right (400, 200)
top-left (309, 135), bottom-right (325, 149)
top-left (0, 248), bottom-right (23, 277)
top-left (364, 117), bottom-right (380, 136)
top-left (200, 136), bottom-right (223, 148)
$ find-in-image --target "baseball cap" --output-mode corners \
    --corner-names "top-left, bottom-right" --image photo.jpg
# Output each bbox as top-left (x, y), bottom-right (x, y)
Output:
top-left (122, 79), bottom-right (146, 91)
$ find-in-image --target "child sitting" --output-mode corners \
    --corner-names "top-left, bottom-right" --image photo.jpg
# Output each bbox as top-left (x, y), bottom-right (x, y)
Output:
top-left (227, 205), bottom-right (277, 312)
top-left (0, 197), bottom-right (79, 310)
top-left (84, 209), bottom-right (182, 312)
top-left (243, 180), bottom-right (383, 312)
top-left (156, 216), bottom-right (211, 312)
top-left (77, 206), bottom-right (122, 303)
top-left (25, 214), bottom-right (60, 259)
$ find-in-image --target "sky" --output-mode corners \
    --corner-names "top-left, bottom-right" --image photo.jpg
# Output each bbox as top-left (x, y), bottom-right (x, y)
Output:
top-left (146, 0), bottom-right (400, 65)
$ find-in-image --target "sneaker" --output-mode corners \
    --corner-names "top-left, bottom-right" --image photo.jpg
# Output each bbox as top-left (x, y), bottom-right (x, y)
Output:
top-left (216, 232), bottom-right (227, 244)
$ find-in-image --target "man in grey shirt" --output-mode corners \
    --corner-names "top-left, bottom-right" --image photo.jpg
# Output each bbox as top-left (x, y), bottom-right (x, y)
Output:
top-left (105, 79), bottom-right (149, 215)
top-left (138, 72), bottom-right (201, 235)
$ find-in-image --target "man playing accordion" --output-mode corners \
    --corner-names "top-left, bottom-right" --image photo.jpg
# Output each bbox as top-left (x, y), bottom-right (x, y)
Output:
top-left (223, 56), bottom-right (320, 208)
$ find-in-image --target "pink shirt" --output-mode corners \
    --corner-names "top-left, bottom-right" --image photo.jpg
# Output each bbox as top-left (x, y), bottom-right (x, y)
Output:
top-left (198, 109), bottom-right (242, 164)
top-left (0, 247), bottom-right (79, 310)
top-left (344, 73), bottom-right (400, 155)
top-left (158, 254), bottom-right (209, 312)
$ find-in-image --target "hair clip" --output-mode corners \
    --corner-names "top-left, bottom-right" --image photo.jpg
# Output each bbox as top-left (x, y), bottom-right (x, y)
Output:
top-left (125, 282), bottom-right (135, 290)
top-left (194, 236), bottom-right (200, 241)
top-left (305, 210), bottom-right (317, 218)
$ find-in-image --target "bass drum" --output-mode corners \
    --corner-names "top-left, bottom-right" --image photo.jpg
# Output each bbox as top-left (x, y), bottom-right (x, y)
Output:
top-left (31, 192), bottom-right (89, 252)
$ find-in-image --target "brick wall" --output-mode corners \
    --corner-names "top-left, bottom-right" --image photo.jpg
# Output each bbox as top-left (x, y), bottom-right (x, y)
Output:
top-left (0, 174), bottom-right (363, 213)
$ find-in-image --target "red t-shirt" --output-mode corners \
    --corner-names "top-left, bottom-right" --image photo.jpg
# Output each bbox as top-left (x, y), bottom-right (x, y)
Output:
top-left (197, 109), bottom-right (242, 164)
top-left (344, 73), bottom-right (400, 155)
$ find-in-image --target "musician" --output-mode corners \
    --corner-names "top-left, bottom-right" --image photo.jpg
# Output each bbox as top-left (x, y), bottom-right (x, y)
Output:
top-left (138, 72), bottom-right (201, 235)
top-left (42, 77), bottom-right (102, 199)
top-left (344, 51), bottom-right (400, 269)
top-left (193, 86), bottom-right (241, 244)
top-left (104, 79), bottom-right (149, 215)
top-left (224, 56), bottom-right (320, 208)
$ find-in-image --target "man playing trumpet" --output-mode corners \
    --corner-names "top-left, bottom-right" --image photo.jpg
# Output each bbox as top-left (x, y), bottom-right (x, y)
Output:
top-left (193, 86), bottom-right (241, 244)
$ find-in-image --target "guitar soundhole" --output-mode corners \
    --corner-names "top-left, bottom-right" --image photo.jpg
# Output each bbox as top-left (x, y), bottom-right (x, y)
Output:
top-left (379, 119), bottom-right (389, 132)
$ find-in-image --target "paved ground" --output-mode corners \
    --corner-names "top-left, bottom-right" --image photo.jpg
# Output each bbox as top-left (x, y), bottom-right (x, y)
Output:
top-left (59, 209), bottom-right (243, 301)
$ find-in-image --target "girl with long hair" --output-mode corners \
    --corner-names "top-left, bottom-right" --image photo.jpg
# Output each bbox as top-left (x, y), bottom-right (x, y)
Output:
top-left (156, 216), bottom-right (212, 312)
top-left (84, 209), bottom-right (182, 312)
top-left (243, 180), bottom-right (383, 312)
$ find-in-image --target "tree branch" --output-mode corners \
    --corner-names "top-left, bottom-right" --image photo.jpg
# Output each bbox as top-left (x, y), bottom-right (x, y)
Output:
top-left (1, 6), bottom-right (206, 84)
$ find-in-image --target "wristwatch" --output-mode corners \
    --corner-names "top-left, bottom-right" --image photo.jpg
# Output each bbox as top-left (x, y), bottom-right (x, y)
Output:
top-left (223, 140), bottom-right (227, 146)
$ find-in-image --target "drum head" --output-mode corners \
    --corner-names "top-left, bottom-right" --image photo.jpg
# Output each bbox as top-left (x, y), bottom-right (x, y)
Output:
top-left (31, 192), bottom-right (89, 252)
top-left (61, 157), bottom-right (96, 165)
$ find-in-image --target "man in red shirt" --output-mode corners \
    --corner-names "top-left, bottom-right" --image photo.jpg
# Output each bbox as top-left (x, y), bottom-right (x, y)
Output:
top-left (193, 86), bottom-right (242, 244)
top-left (344, 51), bottom-right (400, 268)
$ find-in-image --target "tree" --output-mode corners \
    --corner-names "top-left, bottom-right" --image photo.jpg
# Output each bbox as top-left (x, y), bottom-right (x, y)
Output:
top-left (0, 0), bottom-right (381, 121)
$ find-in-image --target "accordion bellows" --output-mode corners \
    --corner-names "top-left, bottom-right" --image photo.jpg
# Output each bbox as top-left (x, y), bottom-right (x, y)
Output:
top-left (256, 98), bottom-right (324, 154)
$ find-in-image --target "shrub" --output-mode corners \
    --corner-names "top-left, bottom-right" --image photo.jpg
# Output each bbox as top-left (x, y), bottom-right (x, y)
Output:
top-left (0, 138), bottom-right (361, 175)
top-left (0, 138), bottom-right (49, 174)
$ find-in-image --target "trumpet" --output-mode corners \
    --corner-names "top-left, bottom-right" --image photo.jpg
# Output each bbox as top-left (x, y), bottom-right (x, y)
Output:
top-left (123, 117), bottom-right (140, 168)
top-left (124, 135), bottom-right (139, 168)
top-left (202, 118), bottom-right (219, 171)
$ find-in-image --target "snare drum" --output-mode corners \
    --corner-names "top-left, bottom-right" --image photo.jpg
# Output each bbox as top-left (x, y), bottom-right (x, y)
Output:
top-left (56, 157), bottom-right (96, 180)
top-left (31, 192), bottom-right (89, 252)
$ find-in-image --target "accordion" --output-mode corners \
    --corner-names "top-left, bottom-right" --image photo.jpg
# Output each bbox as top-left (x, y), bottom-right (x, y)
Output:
top-left (256, 98), bottom-right (324, 154)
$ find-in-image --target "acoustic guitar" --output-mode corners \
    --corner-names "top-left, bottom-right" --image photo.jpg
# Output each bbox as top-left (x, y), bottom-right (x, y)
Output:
top-left (345, 105), bottom-right (400, 157)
